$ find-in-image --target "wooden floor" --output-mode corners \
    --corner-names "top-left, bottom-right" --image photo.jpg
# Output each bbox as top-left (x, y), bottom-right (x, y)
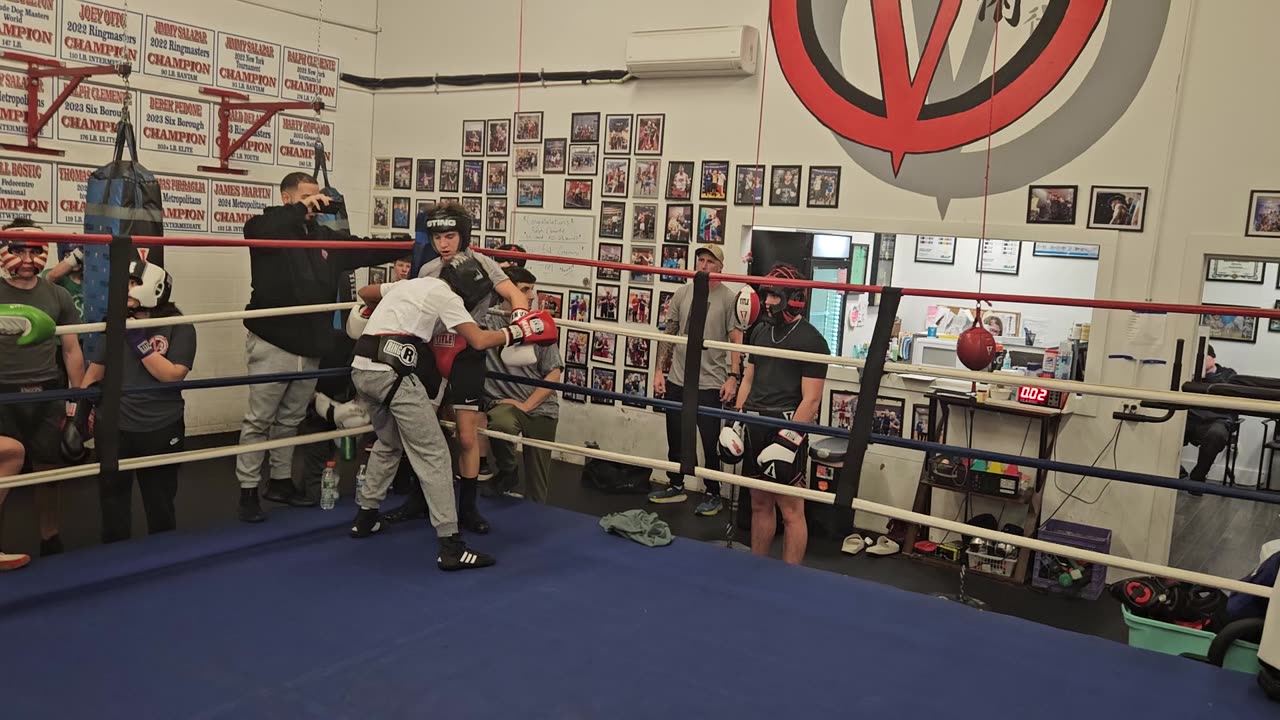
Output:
top-left (1170, 481), bottom-right (1280, 580)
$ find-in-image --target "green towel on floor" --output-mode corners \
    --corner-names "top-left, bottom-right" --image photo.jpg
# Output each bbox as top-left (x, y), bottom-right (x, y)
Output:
top-left (599, 510), bottom-right (673, 547)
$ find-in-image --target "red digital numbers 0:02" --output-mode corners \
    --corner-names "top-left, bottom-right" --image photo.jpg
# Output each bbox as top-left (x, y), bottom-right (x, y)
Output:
top-left (1018, 386), bottom-right (1049, 404)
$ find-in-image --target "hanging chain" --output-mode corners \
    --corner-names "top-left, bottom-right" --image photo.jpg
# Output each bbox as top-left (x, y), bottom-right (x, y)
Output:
top-left (119, 0), bottom-right (132, 124)
top-left (314, 0), bottom-right (325, 120)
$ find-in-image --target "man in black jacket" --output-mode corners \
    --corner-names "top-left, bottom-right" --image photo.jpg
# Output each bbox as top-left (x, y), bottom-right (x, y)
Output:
top-left (1184, 344), bottom-right (1238, 495)
top-left (235, 172), bottom-right (403, 522)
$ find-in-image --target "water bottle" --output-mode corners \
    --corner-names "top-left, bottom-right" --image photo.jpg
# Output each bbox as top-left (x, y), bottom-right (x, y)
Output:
top-left (320, 461), bottom-right (339, 510)
top-left (355, 463), bottom-right (367, 501)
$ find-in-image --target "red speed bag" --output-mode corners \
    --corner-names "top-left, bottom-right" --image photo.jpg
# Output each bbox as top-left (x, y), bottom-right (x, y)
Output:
top-left (956, 325), bottom-right (997, 370)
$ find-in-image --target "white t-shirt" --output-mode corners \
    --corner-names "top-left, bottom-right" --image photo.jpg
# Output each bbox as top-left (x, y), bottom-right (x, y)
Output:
top-left (416, 248), bottom-right (510, 324)
top-left (351, 277), bottom-right (475, 372)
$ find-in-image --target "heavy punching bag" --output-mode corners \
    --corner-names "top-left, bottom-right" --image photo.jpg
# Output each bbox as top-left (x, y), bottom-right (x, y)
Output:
top-left (82, 112), bottom-right (164, 358)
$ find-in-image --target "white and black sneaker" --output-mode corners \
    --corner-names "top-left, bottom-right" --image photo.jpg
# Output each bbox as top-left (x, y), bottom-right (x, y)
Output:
top-left (349, 508), bottom-right (383, 538)
top-left (437, 534), bottom-right (496, 571)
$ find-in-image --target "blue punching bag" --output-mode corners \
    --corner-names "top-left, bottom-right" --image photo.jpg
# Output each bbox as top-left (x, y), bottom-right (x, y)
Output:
top-left (409, 208), bottom-right (440, 278)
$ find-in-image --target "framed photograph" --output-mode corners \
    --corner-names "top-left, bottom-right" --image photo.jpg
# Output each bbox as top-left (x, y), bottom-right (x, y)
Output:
top-left (664, 204), bottom-right (693, 244)
top-left (633, 159), bottom-right (661, 199)
top-left (604, 114), bottom-right (633, 155)
top-left (734, 164), bottom-right (765, 206)
top-left (591, 330), bottom-right (617, 363)
top-left (700, 160), bottom-right (729, 201)
top-left (486, 161), bottom-right (509, 195)
top-left (872, 397), bottom-right (906, 437)
top-left (634, 113), bottom-right (665, 155)
top-left (439, 160), bottom-right (460, 192)
top-left (486, 118), bottom-right (510, 156)
top-left (597, 242), bottom-right (623, 280)
top-left (590, 367), bottom-right (617, 405)
top-left (626, 287), bottom-right (653, 325)
top-left (629, 245), bottom-right (655, 285)
top-left (415, 159), bottom-right (436, 192)
top-left (807, 166), bottom-right (841, 208)
top-left (1200, 307), bottom-right (1259, 344)
top-left (595, 283), bottom-right (620, 321)
top-left (599, 202), bottom-right (626, 239)
top-left (1270, 301), bottom-right (1280, 334)
top-left (1246, 190), bottom-right (1280, 237)
top-left (981, 309), bottom-right (1021, 338)
top-left (657, 290), bottom-right (676, 330)
top-left (485, 198), bottom-right (508, 232)
top-left (914, 236), bottom-right (956, 264)
top-left (697, 205), bottom-right (728, 245)
top-left (439, 196), bottom-right (459, 205)
top-left (462, 120), bottom-right (485, 156)
top-left (625, 336), bottom-right (651, 369)
top-left (537, 290), bottom-right (563, 318)
top-left (660, 244), bottom-right (688, 283)
top-left (374, 158), bottom-right (391, 189)
top-left (1087, 185), bottom-right (1147, 232)
top-left (461, 196), bottom-right (482, 222)
top-left (416, 199), bottom-right (434, 217)
top-left (514, 147), bottom-right (540, 176)
top-left (666, 161), bottom-right (695, 200)
top-left (770, 165), bottom-right (802, 206)
top-left (564, 366), bottom-right (588, 403)
top-left (543, 138), bottom-right (567, 173)
top-left (602, 158), bottom-right (630, 197)
top-left (568, 144), bottom-right (599, 175)
top-left (393, 158), bottom-right (413, 190)
top-left (1032, 242), bottom-right (1099, 259)
top-left (462, 159), bottom-right (484, 194)
top-left (484, 235), bottom-right (504, 249)
top-left (829, 389), bottom-right (857, 430)
top-left (567, 291), bottom-right (591, 322)
top-left (372, 197), bottom-right (389, 228)
top-left (621, 370), bottom-right (649, 409)
top-left (1027, 185), bottom-right (1077, 225)
top-left (1206, 259), bottom-right (1265, 284)
top-left (564, 179), bottom-right (594, 210)
top-left (565, 329), bottom-right (590, 365)
top-left (514, 111), bottom-right (543, 143)
top-left (369, 266), bottom-right (387, 285)
top-left (977, 239), bottom-right (1022, 275)
top-left (632, 203), bottom-right (658, 242)
top-left (391, 197), bottom-right (411, 229)
top-left (911, 403), bottom-right (931, 442)
top-left (571, 112), bottom-right (601, 143)
top-left (516, 178), bottom-right (544, 208)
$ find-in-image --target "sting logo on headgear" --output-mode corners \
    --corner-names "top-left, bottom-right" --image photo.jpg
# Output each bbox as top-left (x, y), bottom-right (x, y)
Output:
top-left (425, 204), bottom-right (474, 251)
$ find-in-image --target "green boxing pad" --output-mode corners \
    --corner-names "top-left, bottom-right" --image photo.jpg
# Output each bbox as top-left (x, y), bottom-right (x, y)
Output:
top-left (0, 303), bottom-right (57, 346)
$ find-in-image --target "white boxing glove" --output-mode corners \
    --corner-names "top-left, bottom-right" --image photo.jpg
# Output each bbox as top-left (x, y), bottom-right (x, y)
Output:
top-left (718, 422), bottom-right (745, 464)
top-left (315, 392), bottom-right (370, 429)
top-left (757, 429), bottom-right (805, 482)
top-left (63, 247), bottom-right (84, 271)
top-left (500, 343), bottom-right (538, 368)
top-left (346, 302), bottom-right (372, 340)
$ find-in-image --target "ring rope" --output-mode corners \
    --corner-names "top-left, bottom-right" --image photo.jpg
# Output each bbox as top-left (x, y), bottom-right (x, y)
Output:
top-left (54, 302), bottom-right (359, 336)
top-left (0, 368), bottom-right (352, 406)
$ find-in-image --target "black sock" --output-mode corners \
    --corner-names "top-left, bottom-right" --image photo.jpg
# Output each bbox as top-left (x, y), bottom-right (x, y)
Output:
top-left (459, 476), bottom-right (478, 512)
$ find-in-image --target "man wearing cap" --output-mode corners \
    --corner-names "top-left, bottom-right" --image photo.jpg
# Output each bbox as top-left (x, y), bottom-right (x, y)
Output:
top-left (651, 244), bottom-right (746, 516)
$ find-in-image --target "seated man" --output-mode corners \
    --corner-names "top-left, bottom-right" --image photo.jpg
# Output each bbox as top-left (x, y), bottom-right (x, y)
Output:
top-left (481, 266), bottom-right (561, 502)
top-left (1184, 345), bottom-right (1237, 494)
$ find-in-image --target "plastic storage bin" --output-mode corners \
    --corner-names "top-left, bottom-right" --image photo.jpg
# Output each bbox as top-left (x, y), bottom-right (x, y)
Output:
top-left (1122, 606), bottom-right (1261, 674)
top-left (1032, 520), bottom-right (1111, 600)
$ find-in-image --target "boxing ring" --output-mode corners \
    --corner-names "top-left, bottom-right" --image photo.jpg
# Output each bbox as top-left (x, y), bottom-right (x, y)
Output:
top-left (0, 228), bottom-right (1278, 717)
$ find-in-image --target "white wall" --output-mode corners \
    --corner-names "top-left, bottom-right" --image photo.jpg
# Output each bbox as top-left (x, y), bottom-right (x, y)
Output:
top-left (0, 0), bottom-right (379, 433)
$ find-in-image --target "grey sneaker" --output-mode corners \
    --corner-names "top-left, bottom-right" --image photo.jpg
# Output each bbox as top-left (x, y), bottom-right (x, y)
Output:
top-left (648, 486), bottom-right (688, 504)
top-left (694, 495), bottom-right (723, 516)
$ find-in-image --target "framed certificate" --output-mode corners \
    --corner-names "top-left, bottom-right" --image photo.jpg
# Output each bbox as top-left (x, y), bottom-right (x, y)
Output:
top-left (914, 235), bottom-right (956, 264)
top-left (977, 239), bottom-right (1021, 275)
top-left (1205, 259), bottom-right (1265, 284)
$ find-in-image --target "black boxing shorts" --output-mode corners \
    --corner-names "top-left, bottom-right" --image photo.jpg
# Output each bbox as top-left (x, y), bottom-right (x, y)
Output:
top-left (0, 381), bottom-right (67, 467)
top-left (446, 347), bottom-right (487, 412)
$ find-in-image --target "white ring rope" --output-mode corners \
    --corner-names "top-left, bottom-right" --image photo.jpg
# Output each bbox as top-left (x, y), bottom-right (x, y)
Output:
top-left (54, 302), bottom-right (359, 336)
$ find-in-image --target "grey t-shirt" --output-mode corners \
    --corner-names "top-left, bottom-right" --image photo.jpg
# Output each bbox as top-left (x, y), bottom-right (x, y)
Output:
top-left (0, 278), bottom-right (80, 386)
top-left (483, 310), bottom-right (563, 419)
top-left (93, 320), bottom-right (197, 432)
top-left (416, 248), bottom-right (510, 324)
top-left (667, 282), bottom-right (744, 391)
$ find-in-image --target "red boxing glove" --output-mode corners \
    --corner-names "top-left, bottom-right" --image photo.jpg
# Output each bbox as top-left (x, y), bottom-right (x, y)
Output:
top-left (502, 310), bottom-right (557, 346)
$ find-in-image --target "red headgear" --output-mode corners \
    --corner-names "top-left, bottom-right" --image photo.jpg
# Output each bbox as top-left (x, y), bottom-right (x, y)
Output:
top-left (0, 237), bottom-right (48, 277)
top-left (760, 264), bottom-right (806, 326)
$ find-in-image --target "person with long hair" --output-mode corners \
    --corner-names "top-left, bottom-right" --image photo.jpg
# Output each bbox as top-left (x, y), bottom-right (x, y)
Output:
top-left (80, 261), bottom-right (195, 542)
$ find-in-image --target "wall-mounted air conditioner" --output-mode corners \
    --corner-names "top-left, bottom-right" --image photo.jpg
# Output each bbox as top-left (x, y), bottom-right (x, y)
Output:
top-left (625, 26), bottom-right (759, 79)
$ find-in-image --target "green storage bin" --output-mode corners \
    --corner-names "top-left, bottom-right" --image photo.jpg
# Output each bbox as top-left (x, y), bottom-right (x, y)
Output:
top-left (1122, 606), bottom-right (1261, 674)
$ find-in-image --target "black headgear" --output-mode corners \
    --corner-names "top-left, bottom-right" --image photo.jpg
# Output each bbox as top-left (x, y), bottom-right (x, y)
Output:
top-left (440, 255), bottom-right (495, 311)
top-left (760, 264), bottom-right (806, 326)
top-left (425, 204), bottom-right (473, 252)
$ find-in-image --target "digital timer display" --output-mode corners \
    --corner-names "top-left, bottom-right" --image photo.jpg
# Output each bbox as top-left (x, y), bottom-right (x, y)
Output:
top-left (1017, 385), bottom-right (1067, 408)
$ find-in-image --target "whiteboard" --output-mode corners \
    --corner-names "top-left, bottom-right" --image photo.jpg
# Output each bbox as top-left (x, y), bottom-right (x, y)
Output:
top-left (512, 212), bottom-right (593, 290)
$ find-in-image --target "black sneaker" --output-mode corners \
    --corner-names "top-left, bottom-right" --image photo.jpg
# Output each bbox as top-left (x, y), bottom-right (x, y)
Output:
top-left (437, 534), bottom-right (495, 571)
top-left (382, 496), bottom-right (427, 524)
top-left (262, 478), bottom-right (297, 504)
top-left (39, 534), bottom-right (63, 557)
top-left (459, 507), bottom-right (490, 534)
top-left (349, 508), bottom-right (383, 538)
top-left (288, 494), bottom-right (319, 508)
top-left (239, 488), bottom-right (265, 523)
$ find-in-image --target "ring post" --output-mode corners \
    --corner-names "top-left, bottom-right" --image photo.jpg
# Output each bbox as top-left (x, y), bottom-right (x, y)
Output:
top-left (833, 287), bottom-right (903, 530)
top-left (680, 271), bottom-right (712, 479)
top-left (96, 234), bottom-right (133, 474)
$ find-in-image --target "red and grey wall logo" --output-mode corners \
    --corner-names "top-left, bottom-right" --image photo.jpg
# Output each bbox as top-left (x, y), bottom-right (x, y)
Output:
top-left (770, 0), bottom-right (1170, 212)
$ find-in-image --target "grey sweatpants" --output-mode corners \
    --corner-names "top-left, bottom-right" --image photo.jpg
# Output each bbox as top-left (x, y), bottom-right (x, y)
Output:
top-left (351, 368), bottom-right (458, 537)
top-left (236, 333), bottom-right (320, 489)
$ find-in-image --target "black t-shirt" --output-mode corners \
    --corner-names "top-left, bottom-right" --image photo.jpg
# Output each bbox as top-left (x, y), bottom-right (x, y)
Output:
top-left (744, 320), bottom-right (830, 412)
top-left (93, 319), bottom-right (197, 432)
